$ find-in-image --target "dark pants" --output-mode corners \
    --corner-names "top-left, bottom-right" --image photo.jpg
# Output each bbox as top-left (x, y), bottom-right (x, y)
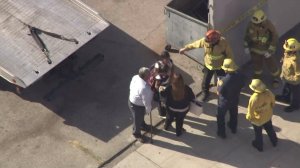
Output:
top-left (165, 109), bottom-right (188, 135)
top-left (217, 103), bottom-right (238, 134)
top-left (158, 90), bottom-right (167, 116)
top-left (289, 83), bottom-right (300, 108)
top-left (251, 52), bottom-right (279, 77)
top-left (202, 67), bottom-right (225, 93)
top-left (280, 83), bottom-right (300, 107)
top-left (128, 100), bottom-right (147, 137)
top-left (252, 120), bottom-right (277, 149)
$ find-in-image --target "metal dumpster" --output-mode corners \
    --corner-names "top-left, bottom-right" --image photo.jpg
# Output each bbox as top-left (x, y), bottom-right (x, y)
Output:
top-left (164, 0), bottom-right (209, 65)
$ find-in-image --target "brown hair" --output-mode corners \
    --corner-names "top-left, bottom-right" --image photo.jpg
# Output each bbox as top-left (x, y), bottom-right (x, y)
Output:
top-left (171, 73), bottom-right (185, 101)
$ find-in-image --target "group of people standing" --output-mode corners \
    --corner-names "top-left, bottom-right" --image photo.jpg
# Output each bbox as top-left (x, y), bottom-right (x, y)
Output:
top-left (128, 9), bottom-right (300, 152)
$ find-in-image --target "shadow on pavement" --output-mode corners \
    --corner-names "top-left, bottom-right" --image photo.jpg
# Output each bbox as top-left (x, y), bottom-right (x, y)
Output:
top-left (151, 110), bottom-right (300, 167)
top-left (0, 23), bottom-right (193, 143)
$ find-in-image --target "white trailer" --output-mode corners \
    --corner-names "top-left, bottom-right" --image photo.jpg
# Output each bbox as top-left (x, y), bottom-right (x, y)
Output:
top-left (0, 0), bottom-right (109, 88)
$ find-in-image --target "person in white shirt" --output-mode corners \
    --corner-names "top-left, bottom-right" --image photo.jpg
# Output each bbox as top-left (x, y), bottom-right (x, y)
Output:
top-left (128, 67), bottom-right (154, 143)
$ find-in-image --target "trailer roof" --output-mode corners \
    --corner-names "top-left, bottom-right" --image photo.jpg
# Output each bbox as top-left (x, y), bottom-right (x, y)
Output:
top-left (0, 0), bottom-right (109, 87)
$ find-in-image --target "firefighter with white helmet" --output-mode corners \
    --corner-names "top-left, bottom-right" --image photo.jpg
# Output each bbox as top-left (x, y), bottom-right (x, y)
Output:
top-left (244, 9), bottom-right (280, 87)
top-left (246, 79), bottom-right (278, 152)
top-left (276, 38), bottom-right (300, 112)
top-left (216, 58), bottom-right (246, 138)
top-left (179, 29), bottom-right (234, 101)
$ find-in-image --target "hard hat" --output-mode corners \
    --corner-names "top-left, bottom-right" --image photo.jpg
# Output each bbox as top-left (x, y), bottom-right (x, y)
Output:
top-left (249, 79), bottom-right (266, 93)
top-left (221, 58), bottom-right (238, 72)
top-left (251, 10), bottom-right (267, 24)
top-left (283, 38), bottom-right (300, 51)
top-left (205, 29), bottom-right (221, 44)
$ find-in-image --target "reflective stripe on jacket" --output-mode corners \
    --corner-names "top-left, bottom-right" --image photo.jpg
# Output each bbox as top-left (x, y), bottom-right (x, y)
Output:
top-left (244, 19), bottom-right (278, 54)
top-left (185, 37), bottom-right (233, 70)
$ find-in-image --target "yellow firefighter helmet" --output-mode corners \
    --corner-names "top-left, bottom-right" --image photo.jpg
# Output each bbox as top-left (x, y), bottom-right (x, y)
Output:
top-left (221, 58), bottom-right (238, 72)
top-left (283, 38), bottom-right (300, 51)
top-left (251, 10), bottom-right (267, 24)
top-left (249, 79), bottom-right (266, 93)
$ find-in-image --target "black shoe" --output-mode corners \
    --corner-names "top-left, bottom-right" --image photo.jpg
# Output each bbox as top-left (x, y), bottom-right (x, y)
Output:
top-left (141, 124), bottom-right (151, 132)
top-left (217, 131), bottom-right (226, 139)
top-left (284, 106), bottom-right (300, 113)
top-left (164, 123), bottom-right (170, 131)
top-left (272, 140), bottom-right (278, 147)
top-left (200, 92), bottom-right (210, 102)
top-left (227, 122), bottom-right (237, 134)
top-left (176, 131), bottom-right (182, 137)
top-left (252, 140), bottom-right (263, 152)
top-left (275, 95), bottom-right (290, 103)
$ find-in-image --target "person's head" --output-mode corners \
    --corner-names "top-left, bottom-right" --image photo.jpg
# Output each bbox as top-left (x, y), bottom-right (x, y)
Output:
top-left (171, 73), bottom-right (185, 101)
top-left (251, 9), bottom-right (266, 25)
top-left (205, 29), bottom-right (221, 45)
top-left (138, 67), bottom-right (150, 81)
top-left (283, 38), bottom-right (300, 54)
top-left (221, 58), bottom-right (238, 73)
top-left (249, 79), bottom-right (266, 93)
top-left (160, 50), bottom-right (170, 64)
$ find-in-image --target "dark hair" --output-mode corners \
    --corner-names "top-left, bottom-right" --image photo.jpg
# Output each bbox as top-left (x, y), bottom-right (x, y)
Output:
top-left (171, 73), bottom-right (185, 101)
top-left (160, 50), bottom-right (170, 59)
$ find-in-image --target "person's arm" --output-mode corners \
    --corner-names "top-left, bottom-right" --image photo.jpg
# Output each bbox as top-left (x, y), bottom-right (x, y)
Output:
top-left (244, 23), bottom-right (251, 54)
top-left (224, 40), bottom-right (234, 59)
top-left (179, 38), bottom-right (205, 54)
top-left (246, 95), bottom-right (257, 121)
top-left (292, 58), bottom-right (300, 83)
top-left (267, 20), bottom-right (278, 55)
top-left (270, 91), bottom-right (275, 108)
top-left (142, 87), bottom-right (154, 114)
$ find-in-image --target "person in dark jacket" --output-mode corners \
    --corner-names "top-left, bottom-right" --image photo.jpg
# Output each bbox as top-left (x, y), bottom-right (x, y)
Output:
top-left (149, 50), bottom-right (174, 117)
top-left (216, 59), bottom-right (246, 139)
top-left (161, 73), bottom-right (195, 136)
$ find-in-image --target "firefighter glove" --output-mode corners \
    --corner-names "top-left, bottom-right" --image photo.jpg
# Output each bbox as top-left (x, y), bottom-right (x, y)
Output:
top-left (264, 52), bottom-right (272, 58)
top-left (244, 48), bottom-right (250, 54)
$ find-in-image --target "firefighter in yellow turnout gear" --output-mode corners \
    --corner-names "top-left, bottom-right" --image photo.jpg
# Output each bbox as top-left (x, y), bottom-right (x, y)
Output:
top-left (179, 30), bottom-right (234, 101)
top-left (244, 10), bottom-right (280, 87)
top-left (246, 79), bottom-right (278, 152)
top-left (276, 38), bottom-right (300, 112)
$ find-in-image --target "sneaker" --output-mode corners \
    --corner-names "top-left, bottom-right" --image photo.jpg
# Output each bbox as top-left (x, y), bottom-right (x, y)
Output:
top-left (227, 122), bottom-right (237, 134)
top-left (284, 106), bottom-right (300, 113)
top-left (252, 140), bottom-right (263, 152)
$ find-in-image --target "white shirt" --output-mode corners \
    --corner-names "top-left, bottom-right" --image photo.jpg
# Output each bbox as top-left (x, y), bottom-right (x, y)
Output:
top-left (129, 75), bottom-right (153, 113)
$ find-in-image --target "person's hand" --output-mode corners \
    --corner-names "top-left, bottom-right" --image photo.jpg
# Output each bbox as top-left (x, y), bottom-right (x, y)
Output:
top-left (244, 48), bottom-right (250, 54)
top-left (159, 86), bottom-right (166, 92)
top-left (179, 48), bottom-right (186, 54)
top-left (264, 52), bottom-right (272, 58)
top-left (146, 110), bottom-right (151, 115)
